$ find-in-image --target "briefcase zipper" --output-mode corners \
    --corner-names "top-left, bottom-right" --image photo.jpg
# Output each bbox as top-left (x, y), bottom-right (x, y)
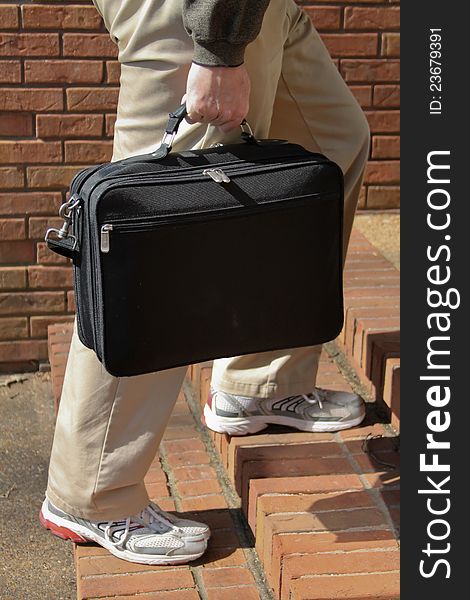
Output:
top-left (99, 191), bottom-right (337, 253)
top-left (81, 156), bottom-right (333, 202)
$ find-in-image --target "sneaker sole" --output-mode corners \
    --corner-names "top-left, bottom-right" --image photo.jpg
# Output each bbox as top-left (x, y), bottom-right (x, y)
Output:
top-left (203, 403), bottom-right (366, 435)
top-left (39, 500), bottom-right (207, 565)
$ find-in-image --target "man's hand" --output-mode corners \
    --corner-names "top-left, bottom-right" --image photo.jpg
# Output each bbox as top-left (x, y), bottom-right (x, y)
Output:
top-left (183, 63), bottom-right (250, 133)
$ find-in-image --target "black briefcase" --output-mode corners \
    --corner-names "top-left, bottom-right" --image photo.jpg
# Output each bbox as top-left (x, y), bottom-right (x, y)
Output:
top-left (45, 105), bottom-right (344, 377)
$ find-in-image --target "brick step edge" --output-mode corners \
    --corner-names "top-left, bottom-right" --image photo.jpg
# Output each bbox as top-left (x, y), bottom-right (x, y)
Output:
top-left (342, 229), bottom-right (400, 430)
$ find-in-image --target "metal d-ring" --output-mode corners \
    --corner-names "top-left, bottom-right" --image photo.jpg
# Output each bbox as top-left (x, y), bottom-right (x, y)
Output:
top-left (240, 119), bottom-right (254, 137)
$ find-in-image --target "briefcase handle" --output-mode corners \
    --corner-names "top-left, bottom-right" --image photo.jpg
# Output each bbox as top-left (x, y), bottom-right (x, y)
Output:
top-left (151, 102), bottom-right (256, 159)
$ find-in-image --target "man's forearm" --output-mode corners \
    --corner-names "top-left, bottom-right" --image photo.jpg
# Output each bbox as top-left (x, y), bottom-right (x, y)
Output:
top-left (182, 0), bottom-right (270, 67)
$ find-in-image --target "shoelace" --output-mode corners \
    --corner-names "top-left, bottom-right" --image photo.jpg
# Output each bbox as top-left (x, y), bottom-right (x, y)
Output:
top-left (104, 504), bottom-right (183, 548)
top-left (301, 388), bottom-right (328, 410)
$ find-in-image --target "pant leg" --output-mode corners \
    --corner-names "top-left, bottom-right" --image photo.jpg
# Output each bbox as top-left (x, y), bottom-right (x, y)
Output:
top-left (46, 0), bottom-right (297, 520)
top-left (210, 0), bottom-right (371, 399)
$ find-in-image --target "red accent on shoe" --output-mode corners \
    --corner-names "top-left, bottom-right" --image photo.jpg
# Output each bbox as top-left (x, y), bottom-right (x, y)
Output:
top-left (39, 509), bottom-right (90, 544)
top-left (207, 389), bottom-right (213, 410)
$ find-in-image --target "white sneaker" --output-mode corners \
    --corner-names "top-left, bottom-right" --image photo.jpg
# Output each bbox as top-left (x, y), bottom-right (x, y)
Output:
top-left (39, 497), bottom-right (208, 565)
top-left (203, 386), bottom-right (366, 435)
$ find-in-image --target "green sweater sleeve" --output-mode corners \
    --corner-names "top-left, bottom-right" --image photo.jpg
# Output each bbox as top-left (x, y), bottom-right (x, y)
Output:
top-left (182, 0), bottom-right (270, 67)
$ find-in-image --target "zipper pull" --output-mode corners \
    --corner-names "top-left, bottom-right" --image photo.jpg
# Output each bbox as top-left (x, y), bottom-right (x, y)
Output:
top-left (202, 168), bottom-right (231, 183)
top-left (100, 224), bottom-right (113, 253)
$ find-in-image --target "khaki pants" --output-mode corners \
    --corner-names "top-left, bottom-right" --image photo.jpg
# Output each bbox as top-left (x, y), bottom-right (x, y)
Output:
top-left (46, 0), bottom-right (370, 520)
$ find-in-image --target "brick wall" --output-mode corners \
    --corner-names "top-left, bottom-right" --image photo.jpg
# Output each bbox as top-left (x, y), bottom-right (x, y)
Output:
top-left (0, 1), bottom-right (400, 372)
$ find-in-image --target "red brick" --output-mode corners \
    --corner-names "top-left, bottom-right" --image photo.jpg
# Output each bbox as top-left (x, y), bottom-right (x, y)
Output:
top-left (367, 186), bottom-right (400, 209)
top-left (0, 60), bottom-right (21, 83)
top-left (371, 135), bottom-right (400, 158)
top-left (236, 441), bottom-right (343, 497)
top-left (0, 291), bottom-right (64, 315)
top-left (0, 317), bottom-right (28, 340)
top-left (165, 450), bottom-right (211, 469)
top-left (77, 569), bottom-right (195, 599)
top-left (145, 482), bottom-right (172, 499)
top-left (345, 6), bottom-right (400, 30)
top-left (374, 84), bottom-right (400, 107)
top-left (290, 572), bottom-right (399, 600)
top-left (0, 33), bottom-right (59, 56)
top-left (79, 592), bottom-right (199, 600)
top-left (21, 5), bottom-right (102, 30)
top-left (344, 306), bottom-right (399, 349)
top-left (0, 267), bottom-right (26, 289)
top-left (163, 438), bottom-right (206, 453)
top-left (172, 465), bottom-right (218, 482)
top-left (343, 286), bottom-right (399, 300)
top-left (0, 167), bottom-right (23, 188)
top-left (241, 456), bottom-right (352, 518)
top-left (200, 546), bottom-right (247, 568)
top-left (0, 339), bottom-right (48, 362)
top-left (28, 216), bottom-right (63, 239)
top-left (78, 554), bottom-right (188, 577)
top-left (304, 6), bottom-right (341, 30)
top-left (37, 114), bottom-right (104, 138)
top-left (365, 110), bottom-right (400, 133)
top-left (0, 140), bottom-right (61, 164)
top-left (0, 218), bottom-right (25, 240)
top-left (105, 113), bottom-right (116, 136)
top-left (256, 490), bottom-right (375, 538)
top-left (0, 5), bottom-right (18, 29)
top-left (0, 192), bottom-right (61, 216)
top-left (0, 240), bottom-right (34, 264)
top-left (26, 166), bottom-right (82, 189)
top-left (66, 289), bottom-right (75, 312)
top-left (227, 431), bottom-right (334, 481)
top-left (65, 140), bottom-right (113, 163)
top-left (341, 59), bottom-right (400, 82)
top-left (321, 33), bottom-right (378, 57)
top-left (282, 550), bottom-right (399, 599)
top-left (271, 529), bottom-right (398, 596)
top-left (67, 87), bottom-right (119, 111)
top-left (363, 471), bottom-right (400, 489)
top-left (353, 319), bottom-right (400, 370)
top-left (382, 32), bottom-right (400, 57)
top-left (0, 88), bottom-right (63, 111)
top-left (179, 494), bottom-right (228, 511)
top-left (201, 566), bottom-right (255, 589)
top-left (177, 478), bottom-right (222, 497)
top-left (349, 85), bottom-right (372, 108)
top-left (62, 33), bottom-right (118, 58)
top-left (261, 509), bottom-right (389, 581)
top-left (30, 315), bottom-right (73, 338)
top-left (0, 113), bottom-right (32, 136)
top-left (28, 266), bottom-right (73, 289)
top-left (344, 269), bottom-right (398, 283)
top-left (364, 160), bottom-right (400, 184)
top-left (24, 59), bottom-right (103, 84)
top-left (106, 60), bottom-right (120, 83)
top-left (206, 589), bottom-right (260, 600)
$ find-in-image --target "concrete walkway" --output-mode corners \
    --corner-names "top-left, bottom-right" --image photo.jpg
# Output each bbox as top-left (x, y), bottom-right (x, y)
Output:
top-left (0, 372), bottom-right (76, 599)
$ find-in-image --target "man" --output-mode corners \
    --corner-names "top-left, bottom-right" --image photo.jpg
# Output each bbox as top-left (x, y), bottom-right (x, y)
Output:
top-left (40, 0), bottom-right (370, 565)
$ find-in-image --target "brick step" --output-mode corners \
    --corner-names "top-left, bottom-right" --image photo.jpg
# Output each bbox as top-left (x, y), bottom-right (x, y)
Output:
top-left (189, 354), bottom-right (400, 600)
top-left (341, 229), bottom-right (400, 430)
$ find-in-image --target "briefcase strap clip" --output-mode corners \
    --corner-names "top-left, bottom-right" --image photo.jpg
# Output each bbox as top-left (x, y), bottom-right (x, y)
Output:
top-left (44, 194), bottom-right (81, 256)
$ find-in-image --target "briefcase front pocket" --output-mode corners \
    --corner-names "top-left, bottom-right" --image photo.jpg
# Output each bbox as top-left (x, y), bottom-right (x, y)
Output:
top-left (95, 192), bottom-right (343, 377)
